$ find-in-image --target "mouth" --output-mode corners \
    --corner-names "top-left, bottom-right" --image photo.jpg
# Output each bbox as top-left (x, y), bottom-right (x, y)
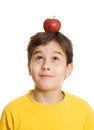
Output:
top-left (40, 75), bottom-right (54, 78)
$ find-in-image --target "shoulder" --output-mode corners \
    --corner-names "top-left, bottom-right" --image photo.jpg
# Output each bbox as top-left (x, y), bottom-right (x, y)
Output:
top-left (64, 91), bottom-right (94, 112)
top-left (66, 92), bottom-right (94, 128)
top-left (2, 94), bottom-right (28, 114)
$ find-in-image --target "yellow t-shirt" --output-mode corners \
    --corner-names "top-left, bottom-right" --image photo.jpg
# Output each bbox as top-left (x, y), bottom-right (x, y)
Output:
top-left (0, 90), bottom-right (94, 130)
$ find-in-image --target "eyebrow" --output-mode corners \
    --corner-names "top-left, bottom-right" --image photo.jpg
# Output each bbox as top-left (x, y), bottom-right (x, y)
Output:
top-left (54, 51), bottom-right (64, 56)
top-left (33, 51), bottom-right (42, 55)
top-left (33, 50), bottom-right (64, 56)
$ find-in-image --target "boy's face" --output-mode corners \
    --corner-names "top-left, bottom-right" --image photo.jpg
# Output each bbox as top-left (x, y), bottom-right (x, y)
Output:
top-left (28, 41), bottom-right (73, 91)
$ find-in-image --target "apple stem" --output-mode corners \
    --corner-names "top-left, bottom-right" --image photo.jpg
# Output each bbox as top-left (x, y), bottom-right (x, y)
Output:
top-left (53, 16), bottom-right (55, 19)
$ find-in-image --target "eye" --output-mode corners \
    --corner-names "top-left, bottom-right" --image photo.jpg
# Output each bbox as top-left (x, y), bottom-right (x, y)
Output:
top-left (35, 56), bottom-right (43, 61)
top-left (53, 56), bottom-right (59, 61)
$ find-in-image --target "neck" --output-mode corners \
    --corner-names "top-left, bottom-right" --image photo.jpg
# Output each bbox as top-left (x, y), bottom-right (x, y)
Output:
top-left (30, 89), bottom-right (64, 104)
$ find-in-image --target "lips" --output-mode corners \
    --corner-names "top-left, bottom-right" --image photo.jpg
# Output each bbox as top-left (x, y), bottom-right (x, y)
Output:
top-left (40, 74), bottom-right (54, 78)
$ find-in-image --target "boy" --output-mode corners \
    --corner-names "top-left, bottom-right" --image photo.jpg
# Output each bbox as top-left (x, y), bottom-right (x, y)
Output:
top-left (0, 32), bottom-right (94, 130)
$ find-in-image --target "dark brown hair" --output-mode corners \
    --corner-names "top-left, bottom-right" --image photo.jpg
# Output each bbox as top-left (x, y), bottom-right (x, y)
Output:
top-left (27, 32), bottom-right (73, 65)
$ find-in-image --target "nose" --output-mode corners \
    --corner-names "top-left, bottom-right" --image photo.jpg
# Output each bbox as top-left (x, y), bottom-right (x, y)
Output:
top-left (41, 60), bottom-right (50, 71)
top-left (42, 67), bottom-right (50, 70)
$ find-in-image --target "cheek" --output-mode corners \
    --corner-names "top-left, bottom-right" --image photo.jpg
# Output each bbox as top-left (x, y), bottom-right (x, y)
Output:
top-left (28, 63), bottom-right (33, 75)
top-left (55, 66), bottom-right (67, 77)
top-left (29, 63), bottom-right (40, 76)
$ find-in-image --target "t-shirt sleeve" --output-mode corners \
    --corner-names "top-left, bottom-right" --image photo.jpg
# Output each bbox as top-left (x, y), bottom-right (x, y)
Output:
top-left (84, 106), bottom-right (94, 130)
top-left (0, 108), bottom-right (14, 130)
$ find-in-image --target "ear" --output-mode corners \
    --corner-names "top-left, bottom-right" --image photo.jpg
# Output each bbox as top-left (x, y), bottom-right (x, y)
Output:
top-left (65, 63), bottom-right (73, 77)
top-left (27, 63), bottom-right (32, 75)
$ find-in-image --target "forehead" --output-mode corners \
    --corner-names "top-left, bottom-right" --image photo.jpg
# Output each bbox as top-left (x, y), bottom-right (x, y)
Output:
top-left (33, 41), bottom-right (65, 54)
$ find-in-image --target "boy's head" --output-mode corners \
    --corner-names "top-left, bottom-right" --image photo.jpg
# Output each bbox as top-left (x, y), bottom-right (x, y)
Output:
top-left (27, 32), bottom-right (73, 65)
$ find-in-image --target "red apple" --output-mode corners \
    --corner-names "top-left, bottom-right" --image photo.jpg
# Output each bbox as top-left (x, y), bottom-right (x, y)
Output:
top-left (43, 17), bottom-right (61, 32)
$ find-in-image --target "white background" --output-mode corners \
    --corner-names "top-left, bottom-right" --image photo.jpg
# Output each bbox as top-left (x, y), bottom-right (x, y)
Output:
top-left (0, 0), bottom-right (94, 116)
